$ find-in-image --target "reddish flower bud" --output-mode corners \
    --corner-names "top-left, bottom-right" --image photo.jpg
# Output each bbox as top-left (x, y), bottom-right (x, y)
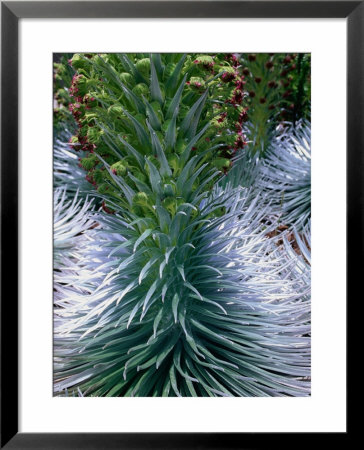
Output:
top-left (221, 71), bottom-right (236, 82)
top-left (217, 112), bottom-right (227, 123)
top-left (259, 97), bottom-right (266, 104)
top-left (249, 91), bottom-right (256, 98)
top-left (242, 68), bottom-right (250, 76)
top-left (265, 61), bottom-right (274, 69)
top-left (238, 110), bottom-right (248, 123)
top-left (255, 77), bottom-right (262, 83)
top-left (235, 79), bottom-right (245, 90)
top-left (102, 201), bottom-right (115, 215)
top-left (248, 54), bottom-right (256, 62)
top-left (232, 90), bottom-right (243, 104)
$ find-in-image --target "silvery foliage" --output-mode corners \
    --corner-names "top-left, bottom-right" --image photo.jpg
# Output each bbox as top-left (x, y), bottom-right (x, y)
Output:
top-left (54, 186), bottom-right (99, 320)
top-left (257, 121), bottom-right (311, 228)
top-left (54, 128), bottom-right (93, 196)
top-left (54, 185), bottom-right (310, 397)
top-left (219, 146), bottom-right (261, 189)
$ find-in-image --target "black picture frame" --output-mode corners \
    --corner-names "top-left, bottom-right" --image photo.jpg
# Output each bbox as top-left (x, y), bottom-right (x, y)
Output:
top-left (1, 1), bottom-right (357, 448)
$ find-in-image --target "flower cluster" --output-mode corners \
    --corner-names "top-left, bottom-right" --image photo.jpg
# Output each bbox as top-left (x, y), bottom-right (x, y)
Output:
top-left (64, 53), bottom-right (250, 210)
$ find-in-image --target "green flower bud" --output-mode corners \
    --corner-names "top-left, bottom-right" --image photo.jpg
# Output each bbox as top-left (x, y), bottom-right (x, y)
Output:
top-left (87, 127), bottom-right (103, 144)
top-left (70, 135), bottom-right (79, 144)
top-left (162, 119), bottom-right (172, 133)
top-left (57, 88), bottom-right (66, 97)
top-left (92, 54), bottom-right (104, 65)
top-left (194, 55), bottom-right (214, 66)
top-left (178, 105), bottom-right (189, 120)
top-left (111, 161), bottom-right (127, 177)
top-left (167, 154), bottom-right (179, 172)
top-left (132, 83), bottom-right (149, 96)
top-left (220, 65), bottom-right (235, 74)
top-left (81, 155), bottom-right (98, 170)
top-left (225, 135), bottom-right (236, 147)
top-left (135, 58), bottom-right (150, 77)
top-left (156, 131), bottom-right (164, 143)
top-left (164, 63), bottom-right (176, 79)
top-left (175, 140), bottom-right (186, 154)
top-left (189, 77), bottom-right (205, 91)
top-left (133, 192), bottom-right (149, 207)
top-left (108, 105), bottom-right (124, 117)
top-left (212, 157), bottom-right (231, 169)
top-left (76, 75), bottom-right (88, 97)
top-left (84, 113), bottom-right (98, 124)
top-left (98, 90), bottom-right (110, 101)
top-left (119, 72), bottom-right (134, 86)
top-left (211, 116), bottom-right (227, 129)
top-left (70, 54), bottom-right (90, 71)
top-left (183, 55), bottom-right (193, 69)
top-left (162, 197), bottom-right (176, 215)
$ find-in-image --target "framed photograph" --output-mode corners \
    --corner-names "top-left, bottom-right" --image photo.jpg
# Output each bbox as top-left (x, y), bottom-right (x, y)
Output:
top-left (1, 1), bottom-right (357, 448)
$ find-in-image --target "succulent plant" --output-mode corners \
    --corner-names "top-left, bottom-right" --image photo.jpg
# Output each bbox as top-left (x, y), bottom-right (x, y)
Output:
top-left (53, 53), bottom-right (311, 397)
top-left (54, 186), bottom-right (310, 397)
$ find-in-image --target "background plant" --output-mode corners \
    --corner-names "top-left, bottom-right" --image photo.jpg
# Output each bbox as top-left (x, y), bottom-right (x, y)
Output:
top-left (240, 53), bottom-right (310, 156)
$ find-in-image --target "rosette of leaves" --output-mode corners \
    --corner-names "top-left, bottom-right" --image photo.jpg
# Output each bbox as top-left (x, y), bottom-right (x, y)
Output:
top-left (240, 53), bottom-right (310, 156)
top-left (54, 184), bottom-right (310, 397)
top-left (257, 121), bottom-right (311, 229)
